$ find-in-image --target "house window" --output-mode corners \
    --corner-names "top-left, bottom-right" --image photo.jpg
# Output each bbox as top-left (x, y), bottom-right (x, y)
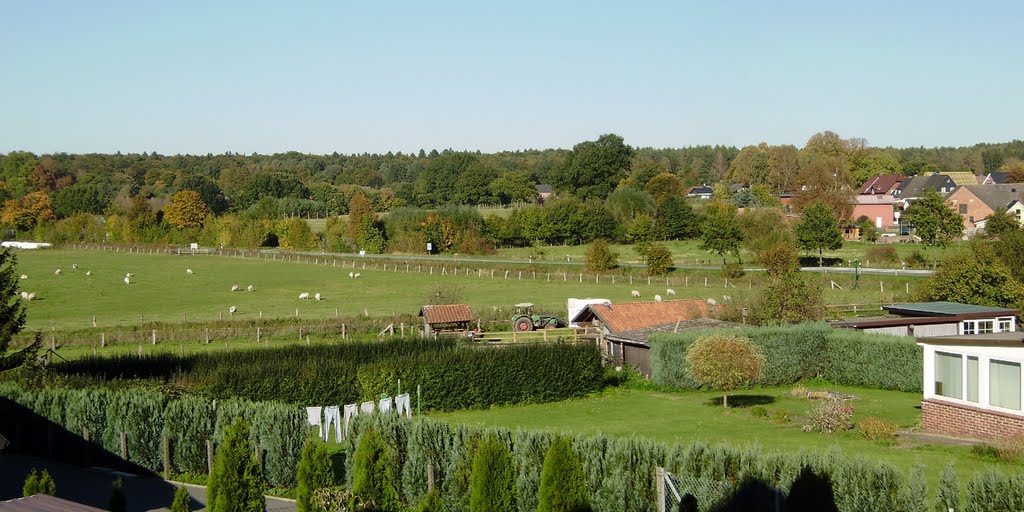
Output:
top-left (967, 356), bottom-right (980, 403)
top-left (969, 216), bottom-right (975, 223)
top-left (962, 321), bottom-right (976, 335)
top-left (990, 359), bottom-right (1021, 410)
top-left (963, 319), bottom-right (998, 334)
top-left (998, 317), bottom-right (1015, 332)
top-left (935, 351), bottom-right (963, 399)
top-left (959, 204), bottom-right (967, 214)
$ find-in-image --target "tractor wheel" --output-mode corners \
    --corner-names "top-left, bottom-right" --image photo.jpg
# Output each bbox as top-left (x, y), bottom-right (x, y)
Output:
top-left (514, 317), bottom-right (534, 332)
top-left (544, 321), bottom-right (557, 329)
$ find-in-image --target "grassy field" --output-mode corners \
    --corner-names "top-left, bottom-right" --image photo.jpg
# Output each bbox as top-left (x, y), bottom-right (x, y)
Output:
top-left (12, 248), bottom-right (927, 331)
top-left (432, 384), bottom-right (1024, 488)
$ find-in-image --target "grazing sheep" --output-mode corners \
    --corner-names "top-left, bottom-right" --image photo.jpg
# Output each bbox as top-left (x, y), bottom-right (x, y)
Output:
top-left (298, 292), bottom-right (310, 300)
top-left (228, 306), bottom-right (237, 315)
top-left (124, 276), bottom-right (130, 285)
top-left (666, 288), bottom-right (676, 296)
top-left (631, 290), bottom-right (641, 298)
top-left (230, 285), bottom-right (240, 292)
top-left (246, 285), bottom-right (253, 292)
top-left (19, 274), bottom-right (27, 280)
top-left (72, 264), bottom-right (78, 270)
top-left (85, 271), bottom-right (92, 276)
top-left (186, 268), bottom-right (193, 275)
top-left (314, 293), bottom-right (322, 301)
top-left (348, 272), bottom-right (354, 278)
top-left (655, 294), bottom-right (663, 302)
top-left (722, 295), bottom-right (732, 302)
top-left (26, 293), bottom-right (35, 301)
top-left (125, 273), bottom-right (134, 278)
top-left (54, 269), bottom-right (61, 275)
top-left (707, 298), bottom-right (717, 306)
top-left (20, 292), bottom-right (28, 299)
top-left (353, 273), bottom-right (360, 278)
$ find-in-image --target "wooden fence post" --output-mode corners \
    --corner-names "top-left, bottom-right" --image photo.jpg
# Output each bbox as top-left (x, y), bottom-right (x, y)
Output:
top-left (656, 466), bottom-right (666, 512)
top-left (207, 440), bottom-right (214, 475)
top-left (163, 435), bottom-right (171, 479)
top-left (152, 329), bottom-right (156, 345)
top-left (120, 431), bottom-right (128, 460)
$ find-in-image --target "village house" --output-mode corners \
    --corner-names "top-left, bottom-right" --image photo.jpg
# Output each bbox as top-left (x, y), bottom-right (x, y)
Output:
top-left (830, 301), bottom-right (1019, 337)
top-left (945, 183), bottom-right (1024, 233)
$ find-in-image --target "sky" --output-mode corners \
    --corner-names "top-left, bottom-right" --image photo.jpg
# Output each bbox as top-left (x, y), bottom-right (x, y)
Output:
top-left (1, 1), bottom-right (1022, 155)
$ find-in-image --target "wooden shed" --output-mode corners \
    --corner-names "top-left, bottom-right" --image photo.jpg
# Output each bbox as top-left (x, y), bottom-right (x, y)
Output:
top-left (419, 304), bottom-right (474, 336)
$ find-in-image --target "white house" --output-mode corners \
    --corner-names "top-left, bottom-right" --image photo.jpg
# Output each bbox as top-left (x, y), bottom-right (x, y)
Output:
top-left (831, 301), bottom-right (1019, 337)
top-left (918, 333), bottom-right (1024, 439)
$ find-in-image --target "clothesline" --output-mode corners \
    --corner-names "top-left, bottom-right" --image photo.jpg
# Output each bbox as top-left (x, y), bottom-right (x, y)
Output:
top-left (306, 393), bottom-right (413, 442)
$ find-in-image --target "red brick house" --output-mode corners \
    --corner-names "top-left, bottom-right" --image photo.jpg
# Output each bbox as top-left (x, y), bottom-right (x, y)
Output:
top-left (945, 184), bottom-right (1024, 232)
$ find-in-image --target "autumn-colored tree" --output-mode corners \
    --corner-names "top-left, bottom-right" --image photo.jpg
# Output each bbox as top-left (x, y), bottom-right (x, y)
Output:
top-left (1, 191), bottom-right (55, 230)
top-left (348, 191), bottom-right (377, 240)
top-left (1001, 158), bottom-right (1024, 183)
top-left (644, 172), bottom-right (685, 203)
top-left (163, 190), bottom-right (211, 229)
top-left (28, 157), bottom-right (74, 193)
top-left (685, 333), bottom-right (765, 408)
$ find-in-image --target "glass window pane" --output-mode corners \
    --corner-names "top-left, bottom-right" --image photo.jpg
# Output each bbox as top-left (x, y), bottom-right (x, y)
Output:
top-left (979, 321), bottom-right (994, 334)
top-left (967, 356), bottom-right (979, 402)
top-left (962, 321), bottom-right (976, 335)
top-left (935, 352), bottom-right (963, 399)
top-left (990, 360), bottom-right (1021, 410)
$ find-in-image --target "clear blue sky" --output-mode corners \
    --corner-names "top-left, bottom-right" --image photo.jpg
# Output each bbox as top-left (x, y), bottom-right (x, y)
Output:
top-left (2, 1), bottom-right (1021, 155)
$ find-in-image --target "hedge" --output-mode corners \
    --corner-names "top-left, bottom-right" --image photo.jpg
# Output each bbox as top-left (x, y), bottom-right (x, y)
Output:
top-left (649, 323), bottom-right (922, 392)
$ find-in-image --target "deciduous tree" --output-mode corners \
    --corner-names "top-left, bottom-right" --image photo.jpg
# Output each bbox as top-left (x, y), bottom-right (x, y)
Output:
top-left (915, 244), bottom-right (1024, 311)
top-left (699, 200), bottom-right (743, 264)
top-left (903, 190), bottom-right (963, 247)
top-left (686, 333), bottom-right (765, 408)
top-left (643, 172), bottom-right (685, 203)
top-left (163, 190), bottom-right (211, 229)
top-left (584, 239), bottom-right (618, 272)
top-left (795, 201), bottom-right (843, 266)
top-left (551, 134), bottom-right (634, 200)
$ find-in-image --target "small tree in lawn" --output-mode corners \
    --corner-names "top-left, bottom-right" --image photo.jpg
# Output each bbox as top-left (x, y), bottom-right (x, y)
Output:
top-left (686, 333), bottom-right (765, 408)
top-left (584, 239), bottom-right (618, 272)
top-left (795, 201), bottom-right (843, 266)
top-left (22, 468), bottom-right (55, 496)
top-left (537, 436), bottom-right (589, 512)
top-left (642, 242), bottom-right (674, 276)
top-left (296, 437), bottom-right (333, 512)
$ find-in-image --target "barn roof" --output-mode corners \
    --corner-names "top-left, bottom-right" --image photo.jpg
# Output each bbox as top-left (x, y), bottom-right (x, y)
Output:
top-left (571, 299), bottom-right (710, 333)
top-left (419, 304), bottom-right (474, 324)
top-left (0, 494), bottom-right (107, 512)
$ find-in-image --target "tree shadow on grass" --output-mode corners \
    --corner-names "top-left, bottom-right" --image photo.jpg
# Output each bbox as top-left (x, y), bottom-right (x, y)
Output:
top-left (703, 395), bottom-right (775, 408)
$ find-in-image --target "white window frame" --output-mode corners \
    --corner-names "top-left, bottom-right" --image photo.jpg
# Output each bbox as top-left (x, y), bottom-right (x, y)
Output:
top-left (961, 317), bottom-right (1016, 335)
top-left (922, 344), bottom-right (1024, 415)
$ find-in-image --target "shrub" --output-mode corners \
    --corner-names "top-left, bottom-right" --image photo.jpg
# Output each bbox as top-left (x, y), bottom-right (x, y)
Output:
top-left (722, 262), bottom-right (745, 279)
top-left (22, 468), bottom-right (55, 496)
top-left (934, 465), bottom-right (959, 512)
top-left (170, 486), bottom-right (191, 512)
top-left (643, 242), bottom-right (674, 276)
top-left (297, 438), bottom-right (334, 512)
top-left (537, 436), bottom-right (589, 512)
top-left (685, 333), bottom-right (765, 408)
top-left (207, 417), bottom-right (265, 512)
top-left (312, 488), bottom-right (352, 512)
top-left (584, 239), bottom-right (618, 272)
top-left (771, 409), bottom-right (791, 424)
top-left (864, 245), bottom-right (899, 265)
top-left (163, 396), bottom-right (214, 475)
top-left (856, 417), bottom-right (898, 441)
top-left (351, 428), bottom-right (401, 512)
top-left (469, 435), bottom-right (516, 512)
top-left (417, 489), bottom-right (444, 512)
top-left (995, 433), bottom-right (1024, 462)
top-left (750, 406), bottom-right (768, 418)
top-left (905, 250), bottom-right (928, 269)
top-left (109, 477), bottom-right (126, 512)
top-left (804, 400), bottom-right (854, 434)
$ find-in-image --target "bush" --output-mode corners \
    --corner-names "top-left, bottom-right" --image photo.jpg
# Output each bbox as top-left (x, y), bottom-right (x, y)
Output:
top-left (804, 400), bottom-right (854, 434)
top-left (207, 417), bottom-right (265, 512)
top-left (22, 468), bottom-right (55, 496)
top-left (771, 409), bottom-right (791, 423)
top-left (864, 245), bottom-right (899, 265)
top-left (995, 433), bottom-right (1024, 462)
top-left (856, 417), bottom-right (898, 441)
top-left (584, 239), bottom-right (618, 272)
top-left (537, 436), bottom-right (589, 512)
top-left (351, 428), bottom-right (401, 512)
top-left (469, 435), bottom-right (516, 512)
top-left (750, 406), bottom-right (768, 418)
top-left (170, 485), bottom-right (191, 512)
top-left (722, 263), bottom-right (745, 279)
top-left (297, 438), bottom-right (334, 512)
top-left (649, 323), bottom-right (923, 392)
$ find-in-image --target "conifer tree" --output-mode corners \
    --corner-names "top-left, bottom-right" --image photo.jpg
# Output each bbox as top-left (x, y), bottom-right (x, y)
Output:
top-left (296, 437), bottom-right (333, 512)
top-left (170, 485), bottom-right (192, 512)
top-left (109, 478), bottom-right (126, 512)
top-left (469, 435), bottom-right (516, 512)
top-left (537, 436), bottom-right (590, 512)
top-left (351, 428), bottom-right (401, 512)
top-left (207, 417), bottom-right (265, 512)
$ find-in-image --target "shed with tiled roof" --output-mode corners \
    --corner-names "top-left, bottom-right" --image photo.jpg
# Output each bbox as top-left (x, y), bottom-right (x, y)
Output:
top-left (571, 299), bottom-right (710, 334)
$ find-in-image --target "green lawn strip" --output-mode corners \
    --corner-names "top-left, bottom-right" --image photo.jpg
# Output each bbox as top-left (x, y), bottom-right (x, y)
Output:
top-left (16, 249), bottom-right (923, 331)
top-left (430, 385), bottom-right (1024, 489)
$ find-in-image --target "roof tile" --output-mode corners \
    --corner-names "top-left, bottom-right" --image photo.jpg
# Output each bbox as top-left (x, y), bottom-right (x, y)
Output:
top-left (585, 299), bottom-right (710, 333)
top-left (419, 304), bottom-right (474, 324)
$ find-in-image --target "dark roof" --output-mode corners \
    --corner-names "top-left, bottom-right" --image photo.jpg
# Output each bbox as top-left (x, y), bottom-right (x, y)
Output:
top-left (884, 301), bottom-right (1020, 317)
top-left (572, 299), bottom-right (710, 333)
top-left (895, 174), bottom-right (955, 198)
top-left (987, 171), bottom-right (1010, 184)
top-left (0, 494), bottom-right (107, 512)
top-left (535, 184), bottom-right (553, 194)
top-left (918, 332), bottom-right (1024, 347)
top-left (687, 186), bottom-right (713, 195)
top-left (419, 304), bottom-right (473, 324)
top-left (955, 184), bottom-right (1024, 211)
top-left (858, 174), bottom-right (903, 195)
top-left (608, 318), bottom-right (743, 345)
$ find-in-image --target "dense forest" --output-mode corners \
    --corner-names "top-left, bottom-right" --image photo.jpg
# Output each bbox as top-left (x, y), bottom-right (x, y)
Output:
top-left (1, 132), bottom-right (1022, 255)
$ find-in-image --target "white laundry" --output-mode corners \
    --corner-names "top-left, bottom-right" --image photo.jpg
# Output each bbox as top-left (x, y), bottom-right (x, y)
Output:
top-left (378, 396), bottom-right (393, 415)
top-left (306, 407), bottom-right (323, 438)
top-left (323, 406), bottom-right (342, 443)
top-left (343, 403), bottom-right (358, 438)
top-left (360, 401), bottom-right (375, 415)
top-left (395, 394), bottom-right (412, 418)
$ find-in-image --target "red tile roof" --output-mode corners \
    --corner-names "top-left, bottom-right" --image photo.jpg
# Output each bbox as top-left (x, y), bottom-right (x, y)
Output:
top-left (578, 299), bottom-right (710, 333)
top-left (0, 494), bottom-right (107, 512)
top-left (419, 304), bottom-right (474, 324)
top-left (858, 174), bottom-right (903, 195)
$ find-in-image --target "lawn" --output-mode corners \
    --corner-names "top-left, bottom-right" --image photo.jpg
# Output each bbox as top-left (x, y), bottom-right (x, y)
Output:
top-left (432, 384), bottom-right (1024, 488)
top-left (12, 249), bottom-right (927, 331)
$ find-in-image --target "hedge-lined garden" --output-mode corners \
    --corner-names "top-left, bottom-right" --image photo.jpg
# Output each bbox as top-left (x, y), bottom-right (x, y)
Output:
top-left (650, 323), bottom-right (922, 392)
top-left (46, 337), bottom-right (604, 410)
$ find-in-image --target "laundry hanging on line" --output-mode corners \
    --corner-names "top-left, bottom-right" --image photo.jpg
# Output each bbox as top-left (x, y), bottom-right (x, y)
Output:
top-left (343, 403), bottom-right (358, 438)
top-left (323, 405), bottom-right (342, 443)
top-left (306, 406), bottom-right (323, 439)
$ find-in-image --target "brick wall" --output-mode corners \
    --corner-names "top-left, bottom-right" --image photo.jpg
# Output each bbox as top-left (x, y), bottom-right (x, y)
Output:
top-left (922, 398), bottom-right (1024, 440)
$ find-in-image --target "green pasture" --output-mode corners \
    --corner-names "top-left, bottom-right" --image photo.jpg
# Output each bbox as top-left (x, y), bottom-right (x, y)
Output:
top-left (432, 384), bottom-right (1024, 488)
top-left (12, 249), bottom-right (926, 330)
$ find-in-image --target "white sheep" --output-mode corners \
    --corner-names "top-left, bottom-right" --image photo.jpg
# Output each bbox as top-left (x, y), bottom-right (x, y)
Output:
top-left (26, 292), bottom-right (35, 301)
top-left (85, 271), bottom-right (92, 276)
top-left (631, 290), bottom-right (640, 298)
top-left (246, 285), bottom-right (253, 292)
top-left (666, 288), bottom-right (676, 296)
top-left (230, 285), bottom-right (240, 292)
top-left (298, 292), bottom-right (310, 300)
top-left (228, 306), bottom-right (237, 316)
top-left (722, 295), bottom-right (732, 302)
top-left (72, 264), bottom-right (78, 270)
top-left (54, 269), bottom-right (61, 275)
top-left (353, 273), bottom-right (360, 278)
top-left (707, 298), bottom-right (717, 306)
top-left (20, 292), bottom-right (28, 299)
top-left (124, 276), bottom-right (130, 285)
top-left (314, 293), bottom-right (322, 301)
top-left (125, 273), bottom-right (134, 278)
top-left (348, 272), bottom-right (354, 278)
top-left (655, 294), bottom-right (663, 302)
top-left (186, 268), bottom-right (193, 275)
top-left (19, 274), bottom-right (27, 280)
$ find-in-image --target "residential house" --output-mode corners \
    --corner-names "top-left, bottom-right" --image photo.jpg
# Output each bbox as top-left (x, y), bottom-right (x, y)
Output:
top-left (983, 171), bottom-right (1010, 185)
top-left (1008, 200), bottom-right (1024, 225)
top-left (686, 185), bottom-right (714, 199)
top-left (941, 171), bottom-right (983, 187)
top-left (918, 332), bottom-right (1024, 440)
top-left (858, 174), bottom-right (904, 195)
top-left (945, 184), bottom-right (1024, 232)
top-left (830, 301), bottom-right (1019, 338)
top-left (850, 194), bottom-right (896, 229)
top-left (893, 174), bottom-right (957, 202)
top-left (535, 184), bottom-right (554, 203)
top-left (570, 298), bottom-right (719, 375)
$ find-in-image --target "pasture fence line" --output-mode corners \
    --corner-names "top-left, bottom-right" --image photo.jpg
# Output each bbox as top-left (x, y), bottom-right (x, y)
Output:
top-left (61, 243), bottom-right (918, 300)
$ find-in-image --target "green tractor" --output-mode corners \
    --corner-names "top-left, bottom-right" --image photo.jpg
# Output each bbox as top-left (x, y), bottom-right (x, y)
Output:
top-left (511, 303), bottom-right (568, 331)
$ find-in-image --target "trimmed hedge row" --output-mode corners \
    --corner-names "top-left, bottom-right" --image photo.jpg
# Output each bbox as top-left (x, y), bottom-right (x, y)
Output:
top-left (649, 323), bottom-right (922, 392)
top-left (50, 337), bottom-right (603, 411)
top-left (0, 383), bottom-right (305, 488)
top-left (335, 414), bottom-right (1017, 512)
